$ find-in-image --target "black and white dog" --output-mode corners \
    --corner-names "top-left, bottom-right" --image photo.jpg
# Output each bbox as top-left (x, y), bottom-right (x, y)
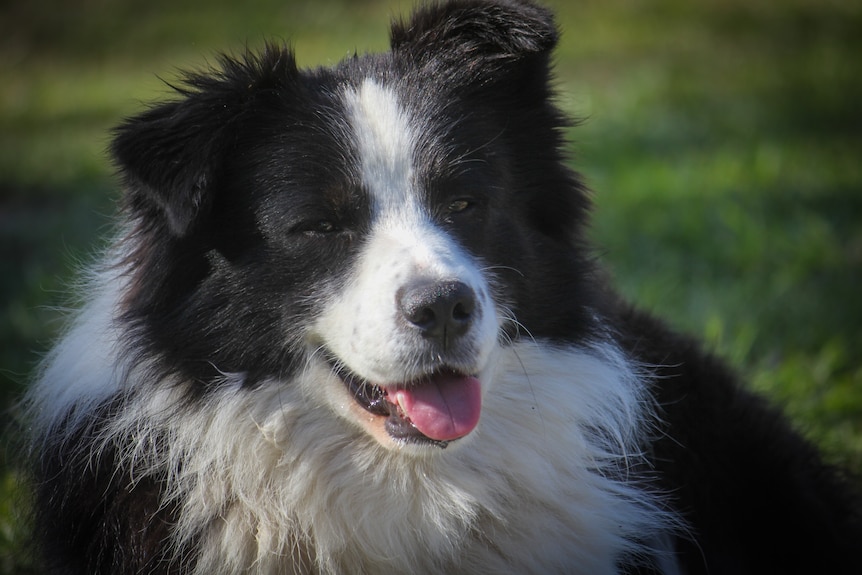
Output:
top-left (27, 1), bottom-right (861, 573)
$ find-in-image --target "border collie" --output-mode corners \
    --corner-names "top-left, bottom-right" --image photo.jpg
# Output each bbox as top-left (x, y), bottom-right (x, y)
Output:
top-left (27, 1), bottom-right (861, 573)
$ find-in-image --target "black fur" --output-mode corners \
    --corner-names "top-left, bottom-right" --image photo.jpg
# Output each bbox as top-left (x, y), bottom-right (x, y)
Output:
top-left (617, 307), bottom-right (862, 573)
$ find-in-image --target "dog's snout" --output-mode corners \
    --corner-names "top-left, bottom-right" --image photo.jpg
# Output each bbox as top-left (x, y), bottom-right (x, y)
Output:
top-left (398, 280), bottom-right (476, 345)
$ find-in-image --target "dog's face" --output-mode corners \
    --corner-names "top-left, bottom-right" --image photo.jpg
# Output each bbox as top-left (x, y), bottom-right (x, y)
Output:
top-left (111, 1), bottom-right (596, 450)
top-left (310, 77), bottom-right (505, 447)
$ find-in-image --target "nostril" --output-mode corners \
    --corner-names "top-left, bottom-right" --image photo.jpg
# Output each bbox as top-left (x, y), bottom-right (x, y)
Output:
top-left (410, 306), bottom-right (437, 331)
top-left (452, 299), bottom-right (472, 322)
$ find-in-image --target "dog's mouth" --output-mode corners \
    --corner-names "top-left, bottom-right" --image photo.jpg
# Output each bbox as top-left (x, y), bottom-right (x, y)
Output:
top-left (327, 358), bottom-right (482, 448)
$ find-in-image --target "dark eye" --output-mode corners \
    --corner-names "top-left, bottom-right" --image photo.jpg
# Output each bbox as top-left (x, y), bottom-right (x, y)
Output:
top-left (311, 220), bottom-right (336, 234)
top-left (447, 199), bottom-right (472, 214)
top-left (293, 219), bottom-right (339, 236)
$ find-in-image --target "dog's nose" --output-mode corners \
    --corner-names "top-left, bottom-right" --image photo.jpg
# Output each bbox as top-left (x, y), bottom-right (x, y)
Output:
top-left (398, 280), bottom-right (475, 346)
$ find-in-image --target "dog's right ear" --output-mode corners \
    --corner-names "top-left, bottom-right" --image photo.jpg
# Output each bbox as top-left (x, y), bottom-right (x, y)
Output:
top-left (390, 0), bottom-right (558, 90)
top-left (111, 46), bottom-right (298, 237)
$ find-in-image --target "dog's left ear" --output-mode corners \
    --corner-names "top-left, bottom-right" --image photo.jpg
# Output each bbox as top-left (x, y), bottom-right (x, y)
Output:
top-left (111, 46), bottom-right (298, 237)
top-left (390, 0), bottom-right (558, 90)
top-left (111, 94), bottom-right (234, 237)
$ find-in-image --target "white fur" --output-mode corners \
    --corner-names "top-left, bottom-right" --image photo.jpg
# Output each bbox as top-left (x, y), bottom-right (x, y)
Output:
top-left (28, 257), bottom-right (130, 435)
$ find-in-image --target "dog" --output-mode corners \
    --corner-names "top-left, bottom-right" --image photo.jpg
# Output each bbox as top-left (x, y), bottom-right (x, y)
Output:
top-left (26, 1), bottom-right (861, 573)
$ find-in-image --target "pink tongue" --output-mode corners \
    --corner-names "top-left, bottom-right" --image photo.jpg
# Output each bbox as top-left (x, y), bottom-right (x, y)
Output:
top-left (390, 375), bottom-right (482, 441)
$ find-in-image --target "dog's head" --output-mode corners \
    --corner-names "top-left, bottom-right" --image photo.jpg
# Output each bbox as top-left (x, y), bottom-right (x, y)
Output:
top-left (112, 0), bottom-right (598, 450)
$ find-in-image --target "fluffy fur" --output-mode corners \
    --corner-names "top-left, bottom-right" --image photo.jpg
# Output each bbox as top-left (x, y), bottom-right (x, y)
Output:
top-left (27, 1), bottom-right (861, 574)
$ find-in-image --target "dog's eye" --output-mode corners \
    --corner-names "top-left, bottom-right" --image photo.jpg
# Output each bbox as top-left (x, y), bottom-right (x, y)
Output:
top-left (313, 221), bottom-right (336, 233)
top-left (447, 199), bottom-right (472, 213)
top-left (294, 220), bottom-right (339, 236)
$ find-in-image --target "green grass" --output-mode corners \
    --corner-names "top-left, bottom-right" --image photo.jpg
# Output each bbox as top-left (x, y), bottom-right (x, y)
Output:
top-left (2, 0), bottom-right (861, 571)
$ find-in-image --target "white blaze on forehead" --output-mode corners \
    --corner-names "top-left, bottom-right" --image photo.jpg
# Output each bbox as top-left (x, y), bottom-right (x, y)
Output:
top-left (343, 78), bottom-right (464, 280)
top-left (344, 78), bottom-right (417, 215)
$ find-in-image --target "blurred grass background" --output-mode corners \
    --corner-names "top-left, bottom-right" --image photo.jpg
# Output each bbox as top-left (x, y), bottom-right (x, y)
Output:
top-left (1, 0), bottom-right (860, 571)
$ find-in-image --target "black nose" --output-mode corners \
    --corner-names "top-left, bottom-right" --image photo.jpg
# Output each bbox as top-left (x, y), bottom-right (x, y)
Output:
top-left (398, 280), bottom-right (476, 346)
